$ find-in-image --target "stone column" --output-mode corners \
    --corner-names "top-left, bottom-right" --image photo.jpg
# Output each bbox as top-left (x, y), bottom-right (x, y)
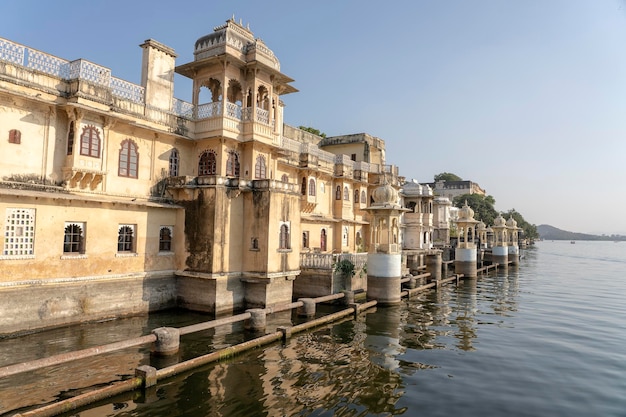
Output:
top-left (342, 290), bottom-right (355, 306)
top-left (455, 247), bottom-right (477, 279)
top-left (152, 327), bottom-right (180, 356)
top-left (492, 245), bottom-right (509, 268)
top-left (367, 253), bottom-right (402, 305)
top-left (508, 245), bottom-right (519, 266)
top-left (245, 308), bottom-right (266, 331)
top-left (426, 252), bottom-right (442, 281)
top-left (297, 298), bottom-right (316, 317)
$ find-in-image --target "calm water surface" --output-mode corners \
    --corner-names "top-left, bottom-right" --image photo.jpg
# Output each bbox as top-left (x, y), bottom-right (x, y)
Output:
top-left (1, 241), bottom-right (625, 416)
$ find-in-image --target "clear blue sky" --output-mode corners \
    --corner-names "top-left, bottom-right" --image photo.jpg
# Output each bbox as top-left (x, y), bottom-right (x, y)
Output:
top-left (4, 0), bottom-right (626, 234)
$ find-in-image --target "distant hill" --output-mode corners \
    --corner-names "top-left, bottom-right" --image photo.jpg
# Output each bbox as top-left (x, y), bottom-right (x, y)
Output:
top-left (537, 224), bottom-right (626, 241)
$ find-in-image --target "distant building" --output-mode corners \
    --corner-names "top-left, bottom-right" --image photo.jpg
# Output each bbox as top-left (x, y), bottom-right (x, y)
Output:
top-left (423, 180), bottom-right (486, 202)
top-left (400, 180), bottom-right (434, 250)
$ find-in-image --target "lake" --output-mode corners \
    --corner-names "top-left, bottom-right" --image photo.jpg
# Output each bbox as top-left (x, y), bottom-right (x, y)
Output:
top-left (1, 240), bottom-right (625, 416)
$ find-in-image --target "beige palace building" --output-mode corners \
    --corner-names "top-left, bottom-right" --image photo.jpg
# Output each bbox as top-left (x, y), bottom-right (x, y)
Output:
top-left (0, 18), bottom-right (407, 336)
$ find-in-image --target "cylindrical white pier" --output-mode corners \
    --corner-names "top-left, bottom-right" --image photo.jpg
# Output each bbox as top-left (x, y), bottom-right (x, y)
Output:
top-left (455, 247), bottom-right (477, 278)
top-left (492, 246), bottom-right (509, 268)
top-left (508, 245), bottom-right (519, 265)
top-left (367, 253), bottom-right (402, 305)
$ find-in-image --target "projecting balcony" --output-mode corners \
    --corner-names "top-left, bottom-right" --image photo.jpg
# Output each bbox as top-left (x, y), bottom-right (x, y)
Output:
top-left (193, 101), bottom-right (279, 144)
top-left (301, 193), bottom-right (317, 213)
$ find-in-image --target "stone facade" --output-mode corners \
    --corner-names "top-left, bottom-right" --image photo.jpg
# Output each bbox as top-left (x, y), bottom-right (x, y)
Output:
top-left (0, 19), bottom-right (412, 335)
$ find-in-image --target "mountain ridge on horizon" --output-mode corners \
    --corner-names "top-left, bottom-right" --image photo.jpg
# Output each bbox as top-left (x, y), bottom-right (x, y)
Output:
top-left (537, 224), bottom-right (626, 241)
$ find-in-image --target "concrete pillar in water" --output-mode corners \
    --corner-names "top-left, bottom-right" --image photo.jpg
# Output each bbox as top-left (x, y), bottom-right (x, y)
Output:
top-left (405, 276), bottom-right (417, 289)
top-left (406, 254), bottom-right (418, 274)
top-left (297, 298), bottom-right (316, 317)
top-left (342, 290), bottom-right (355, 306)
top-left (508, 245), bottom-right (519, 266)
top-left (455, 247), bottom-right (477, 279)
top-left (136, 365), bottom-right (157, 388)
top-left (245, 308), bottom-right (266, 331)
top-left (492, 246), bottom-right (509, 268)
top-left (152, 327), bottom-right (180, 356)
top-left (367, 253), bottom-right (402, 305)
top-left (426, 252), bottom-right (442, 281)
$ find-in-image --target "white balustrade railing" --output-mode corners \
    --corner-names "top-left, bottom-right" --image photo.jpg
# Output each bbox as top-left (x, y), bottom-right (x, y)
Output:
top-left (300, 252), bottom-right (368, 270)
top-left (241, 107), bottom-right (253, 121)
top-left (256, 108), bottom-right (269, 124)
top-left (172, 98), bottom-right (194, 118)
top-left (197, 102), bottom-right (222, 118)
top-left (300, 253), bottom-right (334, 269)
top-left (111, 77), bottom-right (145, 104)
top-left (225, 102), bottom-right (242, 119)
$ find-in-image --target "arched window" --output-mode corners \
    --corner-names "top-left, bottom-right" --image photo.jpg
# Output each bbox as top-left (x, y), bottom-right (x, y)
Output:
top-left (302, 231), bottom-right (309, 249)
top-left (227, 79), bottom-right (243, 105)
top-left (8, 129), bottom-right (21, 144)
top-left (119, 139), bottom-right (139, 178)
top-left (159, 227), bottom-right (172, 251)
top-left (335, 186), bottom-right (341, 200)
top-left (343, 186), bottom-right (350, 201)
top-left (281, 174), bottom-right (289, 183)
top-left (320, 229), bottom-right (327, 252)
top-left (354, 190), bottom-right (359, 203)
top-left (63, 223), bottom-right (85, 254)
top-left (169, 149), bottom-right (179, 177)
top-left (226, 151), bottom-right (240, 177)
top-left (257, 85), bottom-right (269, 110)
top-left (80, 125), bottom-right (101, 158)
top-left (117, 225), bottom-right (135, 252)
top-left (308, 178), bottom-right (316, 196)
top-left (301, 177), bottom-right (307, 195)
top-left (199, 150), bottom-right (217, 176)
top-left (279, 223), bottom-right (290, 249)
top-left (361, 190), bottom-right (366, 204)
top-left (66, 122), bottom-right (74, 155)
top-left (342, 226), bottom-right (349, 246)
top-left (255, 155), bottom-right (267, 179)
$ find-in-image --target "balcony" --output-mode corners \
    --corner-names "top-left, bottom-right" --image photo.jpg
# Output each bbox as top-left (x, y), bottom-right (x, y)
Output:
top-left (0, 37), bottom-right (277, 141)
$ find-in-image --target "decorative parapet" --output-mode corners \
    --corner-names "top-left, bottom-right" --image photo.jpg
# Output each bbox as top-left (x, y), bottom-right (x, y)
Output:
top-left (299, 252), bottom-right (367, 270)
top-left (0, 36), bottom-right (287, 139)
top-left (172, 175), bottom-right (298, 194)
top-left (335, 154), bottom-right (354, 165)
top-left (383, 165), bottom-right (398, 176)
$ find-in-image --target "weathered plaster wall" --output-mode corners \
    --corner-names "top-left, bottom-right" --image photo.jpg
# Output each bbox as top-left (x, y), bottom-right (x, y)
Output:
top-left (0, 273), bottom-right (175, 336)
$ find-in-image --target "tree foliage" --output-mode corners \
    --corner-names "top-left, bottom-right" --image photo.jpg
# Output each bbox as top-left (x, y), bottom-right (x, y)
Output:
top-left (298, 126), bottom-right (327, 138)
top-left (505, 209), bottom-right (539, 240)
top-left (334, 259), bottom-right (355, 276)
top-left (434, 172), bottom-right (462, 182)
top-left (453, 193), bottom-right (498, 226)
top-left (452, 194), bottom-right (539, 240)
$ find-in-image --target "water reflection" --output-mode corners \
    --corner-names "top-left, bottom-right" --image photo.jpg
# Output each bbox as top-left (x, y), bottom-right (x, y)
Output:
top-left (452, 279), bottom-right (478, 351)
top-left (2, 273), bottom-right (527, 416)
